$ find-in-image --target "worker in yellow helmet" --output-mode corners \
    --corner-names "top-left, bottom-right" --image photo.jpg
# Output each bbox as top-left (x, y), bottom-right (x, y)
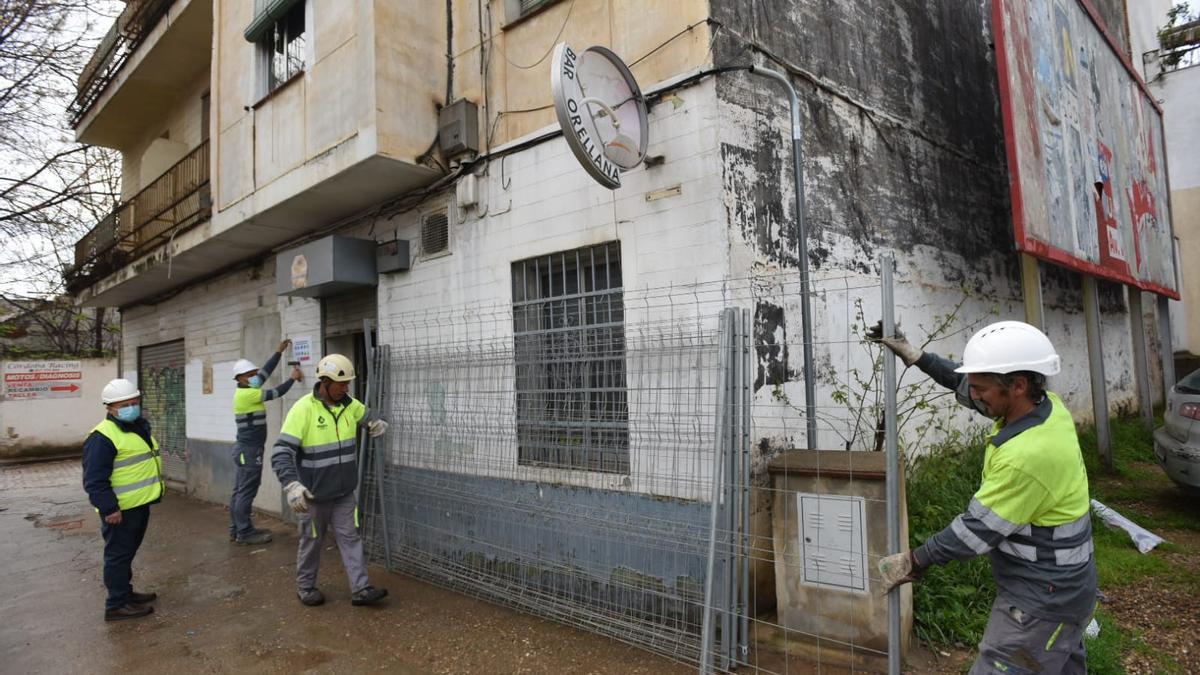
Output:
top-left (873, 321), bottom-right (1096, 674)
top-left (271, 353), bottom-right (389, 607)
top-left (82, 378), bottom-right (164, 622)
top-left (229, 339), bottom-right (303, 545)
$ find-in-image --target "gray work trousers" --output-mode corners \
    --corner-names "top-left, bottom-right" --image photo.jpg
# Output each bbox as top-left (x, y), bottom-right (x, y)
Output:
top-left (969, 598), bottom-right (1087, 675)
top-left (229, 445), bottom-right (263, 537)
top-left (295, 491), bottom-right (369, 593)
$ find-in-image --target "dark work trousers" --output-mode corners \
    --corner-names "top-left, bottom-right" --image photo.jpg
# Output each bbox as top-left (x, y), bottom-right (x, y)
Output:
top-left (969, 599), bottom-right (1088, 674)
top-left (100, 504), bottom-right (151, 610)
top-left (229, 445), bottom-right (264, 538)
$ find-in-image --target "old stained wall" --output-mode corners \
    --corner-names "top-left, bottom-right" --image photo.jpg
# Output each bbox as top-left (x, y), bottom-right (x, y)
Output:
top-left (710, 0), bottom-right (1158, 449)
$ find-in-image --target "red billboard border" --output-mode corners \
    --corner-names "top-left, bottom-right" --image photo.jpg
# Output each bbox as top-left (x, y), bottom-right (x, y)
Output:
top-left (991, 0), bottom-right (1181, 299)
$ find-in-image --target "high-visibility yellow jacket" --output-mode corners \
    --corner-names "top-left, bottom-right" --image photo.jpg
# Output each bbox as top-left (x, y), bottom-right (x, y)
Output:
top-left (914, 352), bottom-right (1096, 624)
top-left (270, 388), bottom-right (365, 502)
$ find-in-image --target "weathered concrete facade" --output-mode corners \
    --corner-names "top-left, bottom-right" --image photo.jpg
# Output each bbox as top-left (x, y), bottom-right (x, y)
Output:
top-left (709, 0), bottom-right (1168, 445)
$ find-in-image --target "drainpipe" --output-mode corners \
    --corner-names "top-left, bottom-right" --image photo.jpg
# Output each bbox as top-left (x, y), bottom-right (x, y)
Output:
top-left (747, 65), bottom-right (818, 450)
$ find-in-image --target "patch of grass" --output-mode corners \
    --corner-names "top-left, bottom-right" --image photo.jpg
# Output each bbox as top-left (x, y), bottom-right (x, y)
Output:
top-left (1079, 416), bottom-right (1157, 477)
top-left (1085, 608), bottom-right (1136, 675)
top-left (1087, 607), bottom-right (1188, 675)
top-left (1091, 520), bottom-right (1170, 590)
top-left (905, 431), bottom-right (995, 647)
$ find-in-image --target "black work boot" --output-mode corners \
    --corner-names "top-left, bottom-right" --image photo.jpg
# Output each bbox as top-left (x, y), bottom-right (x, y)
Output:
top-left (128, 590), bottom-right (157, 604)
top-left (235, 530), bottom-right (273, 545)
top-left (105, 602), bottom-right (153, 622)
top-left (350, 586), bottom-right (388, 606)
top-left (298, 587), bottom-right (325, 606)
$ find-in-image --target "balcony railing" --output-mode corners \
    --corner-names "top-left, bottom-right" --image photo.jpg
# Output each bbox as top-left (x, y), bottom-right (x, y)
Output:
top-left (69, 0), bottom-right (176, 128)
top-left (66, 140), bottom-right (211, 295)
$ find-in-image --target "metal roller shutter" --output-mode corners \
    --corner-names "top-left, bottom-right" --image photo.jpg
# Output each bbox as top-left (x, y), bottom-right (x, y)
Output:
top-left (138, 340), bottom-right (187, 481)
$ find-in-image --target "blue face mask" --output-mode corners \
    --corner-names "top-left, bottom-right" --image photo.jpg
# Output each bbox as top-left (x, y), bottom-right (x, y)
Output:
top-left (248, 375), bottom-right (264, 388)
top-left (115, 405), bottom-right (140, 423)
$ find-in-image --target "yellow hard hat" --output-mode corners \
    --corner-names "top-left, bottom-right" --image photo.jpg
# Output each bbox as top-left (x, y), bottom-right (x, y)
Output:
top-left (316, 354), bottom-right (355, 382)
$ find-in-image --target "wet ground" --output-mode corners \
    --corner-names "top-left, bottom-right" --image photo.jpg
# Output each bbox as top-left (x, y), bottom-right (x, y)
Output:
top-left (0, 459), bottom-right (692, 674)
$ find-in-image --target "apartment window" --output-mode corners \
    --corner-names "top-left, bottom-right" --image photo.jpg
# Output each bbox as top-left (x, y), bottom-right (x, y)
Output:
top-left (260, 1), bottom-right (305, 92)
top-left (512, 242), bottom-right (629, 474)
top-left (504, 0), bottom-right (565, 24)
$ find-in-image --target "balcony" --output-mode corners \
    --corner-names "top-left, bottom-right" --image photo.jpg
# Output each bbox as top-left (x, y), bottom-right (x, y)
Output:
top-left (71, 0), bottom-right (212, 148)
top-left (66, 141), bottom-right (210, 296)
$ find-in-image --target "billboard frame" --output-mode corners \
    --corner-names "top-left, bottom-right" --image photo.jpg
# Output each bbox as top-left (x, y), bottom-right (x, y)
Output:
top-left (992, 0), bottom-right (1181, 299)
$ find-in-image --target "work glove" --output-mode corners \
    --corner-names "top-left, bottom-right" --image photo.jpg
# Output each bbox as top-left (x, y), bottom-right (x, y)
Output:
top-left (367, 419), bottom-right (389, 438)
top-left (285, 481), bottom-right (314, 514)
top-left (866, 320), bottom-right (923, 367)
top-left (877, 550), bottom-right (923, 593)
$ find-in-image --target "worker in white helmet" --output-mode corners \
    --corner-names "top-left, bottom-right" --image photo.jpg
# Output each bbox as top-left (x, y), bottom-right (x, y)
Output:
top-left (229, 339), bottom-right (304, 544)
top-left (871, 320), bottom-right (1096, 674)
top-left (271, 353), bottom-right (389, 607)
top-left (82, 378), bottom-right (164, 622)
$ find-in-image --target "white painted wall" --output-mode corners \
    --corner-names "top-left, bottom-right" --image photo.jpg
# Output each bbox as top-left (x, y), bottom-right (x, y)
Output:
top-left (374, 76), bottom-right (726, 500)
top-left (1158, 67), bottom-right (1200, 192)
top-left (1128, 0), bottom-right (1173, 79)
top-left (0, 358), bottom-right (118, 456)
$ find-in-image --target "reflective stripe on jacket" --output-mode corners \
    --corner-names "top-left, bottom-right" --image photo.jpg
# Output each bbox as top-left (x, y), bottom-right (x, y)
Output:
top-left (913, 391), bottom-right (1096, 623)
top-left (271, 390), bottom-right (365, 502)
top-left (92, 419), bottom-right (164, 511)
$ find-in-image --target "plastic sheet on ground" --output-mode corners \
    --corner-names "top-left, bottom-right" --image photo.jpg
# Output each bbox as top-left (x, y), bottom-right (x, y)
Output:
top-left (1090, 498), bottom-right (1165, 553)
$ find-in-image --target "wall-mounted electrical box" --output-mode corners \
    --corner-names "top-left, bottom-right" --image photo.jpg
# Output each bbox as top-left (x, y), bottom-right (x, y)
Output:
top-left (439, 99), bottom-right (479, 157)
top-left (276, 236), bottom-right (377, 298)
top-left (376, 239), bottom-right (410, 273)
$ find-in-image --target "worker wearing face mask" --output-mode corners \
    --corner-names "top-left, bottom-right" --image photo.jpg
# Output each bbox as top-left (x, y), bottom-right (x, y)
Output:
top-left (82, 379), bottom-right (164, 622)
top-left (870, 321), bottom-right (1096, 674)
top-left (229, 339), bottom-right (303, 544)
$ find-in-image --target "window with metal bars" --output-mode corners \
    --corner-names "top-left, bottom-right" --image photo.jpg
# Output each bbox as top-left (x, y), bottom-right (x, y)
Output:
top-left (261, 2), bottom-right (305, 93)
top-left (512, 242), bottom-right (629, 473)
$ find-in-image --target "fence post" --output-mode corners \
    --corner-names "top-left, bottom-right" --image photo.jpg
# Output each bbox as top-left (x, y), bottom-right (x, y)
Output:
top-left (882, 253), bottom-right (902, 675)
top-left (739, 308), bottom-right (752, 663)
top-left (701, 308), bottom-right (733, 674)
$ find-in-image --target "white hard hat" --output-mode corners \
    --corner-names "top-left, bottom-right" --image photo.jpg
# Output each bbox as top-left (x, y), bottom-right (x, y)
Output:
top-left (954, 321), bottom-right (1061, 376)
top-left (316, 354), bottom-right (355, 382)
top-left (232, 359), bottom-right (259, 379)
top-left (101, 378), bottom-right (141, 405)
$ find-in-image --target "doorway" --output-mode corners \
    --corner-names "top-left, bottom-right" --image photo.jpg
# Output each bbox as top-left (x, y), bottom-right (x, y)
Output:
top-left (321, 290), bottom-right (377, 402)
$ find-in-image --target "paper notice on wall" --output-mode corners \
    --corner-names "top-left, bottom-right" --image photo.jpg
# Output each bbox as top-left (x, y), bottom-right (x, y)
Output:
top-left (292, 336), bottom-right (314, 365)
top-left (3, 360), bottom-right (83, 400)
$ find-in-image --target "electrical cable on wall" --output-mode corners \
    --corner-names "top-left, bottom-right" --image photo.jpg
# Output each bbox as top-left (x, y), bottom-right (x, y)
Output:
top-left (490, 0), bottom-right (578, 70)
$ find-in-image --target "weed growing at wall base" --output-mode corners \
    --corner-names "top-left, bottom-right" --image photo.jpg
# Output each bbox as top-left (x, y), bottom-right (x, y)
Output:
top-left (905, 431), bottom-right (994, 647)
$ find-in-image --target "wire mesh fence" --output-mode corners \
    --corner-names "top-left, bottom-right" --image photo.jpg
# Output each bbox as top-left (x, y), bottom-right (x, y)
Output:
top-left (360, 256), bottom-right (907, 673)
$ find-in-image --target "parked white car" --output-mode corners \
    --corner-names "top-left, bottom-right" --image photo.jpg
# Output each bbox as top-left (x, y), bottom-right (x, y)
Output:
top-left (1154, 367), bottom-right (1200, 496)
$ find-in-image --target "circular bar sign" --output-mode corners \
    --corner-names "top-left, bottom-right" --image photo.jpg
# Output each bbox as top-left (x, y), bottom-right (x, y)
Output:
top-left (551, 43), bottom-right (649, 190)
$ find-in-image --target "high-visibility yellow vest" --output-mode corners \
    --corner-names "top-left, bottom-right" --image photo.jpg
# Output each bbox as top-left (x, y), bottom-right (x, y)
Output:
top-left (93, 419), bottom-right (164, 510)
